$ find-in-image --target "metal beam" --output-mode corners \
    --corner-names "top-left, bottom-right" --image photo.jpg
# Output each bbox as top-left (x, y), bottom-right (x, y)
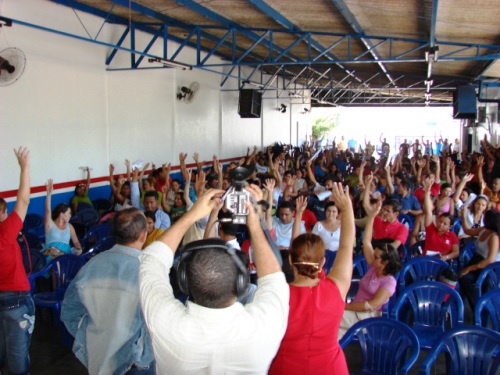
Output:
top-left (331, 0), bottom-right (399, 90)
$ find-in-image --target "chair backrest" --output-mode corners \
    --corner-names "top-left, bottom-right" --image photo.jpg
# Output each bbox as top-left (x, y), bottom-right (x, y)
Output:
top-left (398, 256), bottom-right (449, 292)
top-left (23, 213), bottom-right (44, 238)
top-left (28, 254), bottom-right (85, 294)
top-left (409, 240), bottom-right (425, 257)
top-left (420, 326), bottom-right (500, 375)
top-left (70, 208), bottom-right (100, 229)
top-left (340, 317), bottom-right (420, 375)
top-left (475, 289), bottom-right (500, 332)
top-left (83, 236), bottom-right (116, 261)
top-left (82, 223), bottom-right (113, 252)
top-left (17, 231), bottom-right (43, 252)
top-left (51, 254), bottom-right (86, 290)
top-left (457, 241), bottom-right (476, 273)
top-left (452, 217), bottom-right (462, 235)
top-left (475, 262), bottom-right (500, 300)
top-left (398, 213), bottom-right (414, 232)
top-left (21, 248), bottom-right (47, 275)
top-left (92, 198), bottom-right (114, 216)
top-left (323, 249), bottom-right (337, 275)
top-left (391, 281), bottom-right (464, 349)
top-left (353, 254), bottom-right (368, 278)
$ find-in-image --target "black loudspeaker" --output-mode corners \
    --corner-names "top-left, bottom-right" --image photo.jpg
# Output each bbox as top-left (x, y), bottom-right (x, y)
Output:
top-left (176, 238), bottom-right (249, 298)
top-left (238, 89), bottom-right (262, 118)
top-left (453, 86), bottom-right (477, 119)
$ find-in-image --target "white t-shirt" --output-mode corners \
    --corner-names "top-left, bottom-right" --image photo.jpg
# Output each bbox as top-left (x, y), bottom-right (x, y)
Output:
top-left (139, 241), bottom-right (289, 375)
top-left (312, 221), bottom-right (341, 251)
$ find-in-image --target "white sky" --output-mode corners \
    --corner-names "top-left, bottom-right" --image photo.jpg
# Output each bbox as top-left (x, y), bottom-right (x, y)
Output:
top-left (310, 106), bottom-right (462, 153)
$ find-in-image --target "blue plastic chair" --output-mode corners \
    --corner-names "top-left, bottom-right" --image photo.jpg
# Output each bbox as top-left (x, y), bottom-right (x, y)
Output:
top-left (409, 240), bottom-right (425, 257)
top-left (28, 254), bottom-right (85, 346)
top-left (82, 236), bottom-right (116, 261)
top-left (70, 208), bottom-right (100, 230)
top-left (323, 249), bottom-right (337, 275)
top-left (391, 281), bottom-right (464, 350)
top-left (452, 217), bottom-right (462, 235)
top-left (455, 240), bottom-right (476, 273)
top-left (23, 213), bottom-right (45, 240)
top-left (398, 214), bottom-right (414, 245)
top-left (474, 262), bottom-right (500, 304)
top-left (92, 198), bottom-right (114, 217)
top-left (21, 248), bottom-right (47, 275)
top-left (474, 289), bottom-right (500, 333)
top-left (81, 222), bottom-right (113, 252)
top-left (419, 326), bottom-right (500, 374)
top-left (340, 317), bottom-right (420, 375)
top-left (353, 254), bottom-right (368, 278)
top-left (397, 256), bottom-right (449, 293)
top-left (28, 255), bottom-right (85, 319)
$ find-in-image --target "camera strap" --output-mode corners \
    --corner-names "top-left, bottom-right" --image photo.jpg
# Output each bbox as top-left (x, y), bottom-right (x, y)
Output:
top-left (259, 216), bottom-right (283, 267)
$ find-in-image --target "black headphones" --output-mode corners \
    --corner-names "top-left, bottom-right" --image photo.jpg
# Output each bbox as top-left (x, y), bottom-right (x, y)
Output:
top-left (176, 238), bottom-right (249, 299)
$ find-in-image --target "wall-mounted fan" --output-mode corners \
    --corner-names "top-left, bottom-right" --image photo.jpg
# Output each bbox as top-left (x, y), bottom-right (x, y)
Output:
top-left (177, 82), bottom-right (199, 103)
top-left (0, 47), bottom-right (26, 86)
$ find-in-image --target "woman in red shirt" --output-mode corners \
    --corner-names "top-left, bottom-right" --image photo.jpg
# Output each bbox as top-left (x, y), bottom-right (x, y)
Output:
top-left (269, 183), bottom-right (354, 375)
top-left (422, 176), bottom-right (459, 260)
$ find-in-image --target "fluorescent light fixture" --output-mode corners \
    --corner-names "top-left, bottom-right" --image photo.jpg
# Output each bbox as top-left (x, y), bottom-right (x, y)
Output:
top-left (148, 57), bottom-right (192, 70)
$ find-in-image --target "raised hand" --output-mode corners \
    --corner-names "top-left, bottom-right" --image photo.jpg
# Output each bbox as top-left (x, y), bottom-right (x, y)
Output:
top-left (46, 179), bottom-right (54, 194)
top-left (14, 146), bottom-right (30, 169)
top-left (295, 195), bottom-right (307, 214)
top-left (330, 183), bottom-right (352, 213)
top-left (365, 199), bottom-right (382, 218)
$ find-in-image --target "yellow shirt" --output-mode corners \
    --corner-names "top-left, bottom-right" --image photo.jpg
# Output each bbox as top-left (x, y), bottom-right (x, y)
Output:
top-left (143, 228), bottom-right (165, 249)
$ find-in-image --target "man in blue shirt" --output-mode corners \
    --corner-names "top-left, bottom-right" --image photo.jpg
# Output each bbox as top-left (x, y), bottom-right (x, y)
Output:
top-left (395, 179), bottom-right (422, 219)
top-left (62, 208), bottom-right (155, 374)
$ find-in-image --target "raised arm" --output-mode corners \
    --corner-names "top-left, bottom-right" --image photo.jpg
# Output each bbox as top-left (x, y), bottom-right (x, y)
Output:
top-left (263, 178), bottom-right (275, 229)
top-left (385, 163), bottom-right (394, 195)
top-left (422, 176), bottom-right (434, 228)
top-left (183, 169), bottom-right (194, 208)
top-left (13, 147), bottom-right (30, 222)
top-left (44, 179), bottom-right (54, 233)
top-left (84, 167), bottom-right (91, 195)
top-left (291, 196), bottom-right (307, 242)
top-left (109, 164), bottom-right (118, 196)
top-left (477, 155), bottom-right (485, 186)
top-left (125, 159), bottom-right (132, 182)
top-left (138, 162), bottom-right (151, 193)
top-left (328, 183), bottom-right (355, 300)
top-left (161, 186), bottom-right (172, 213)
top-left (305, 159), bottom-right (318, 186)
top-left (203, 201), bottom-right (223, 239)
top-left (432, 155), bottom-right (441, 183)
top-left (154, 189), bottom-right (225, 254)
top-left (453, 173), bottom-right (474, 204)
top-left (192, 152), bottom-right (204, 174)
top-left (179, 152), bottom-right (189, 182)
top-left (362, 200), bottom-right (382, 266)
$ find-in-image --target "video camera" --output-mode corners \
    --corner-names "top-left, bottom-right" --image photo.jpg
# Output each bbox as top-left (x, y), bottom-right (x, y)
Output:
top-left (222, 165), bottom-right (256, 224)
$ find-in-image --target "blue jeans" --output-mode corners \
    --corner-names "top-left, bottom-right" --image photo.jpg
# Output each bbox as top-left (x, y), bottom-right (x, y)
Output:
top-left (0, 291), bottom-right (35, 375)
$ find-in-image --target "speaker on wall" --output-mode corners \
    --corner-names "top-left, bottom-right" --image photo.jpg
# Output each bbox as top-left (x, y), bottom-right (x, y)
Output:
top-left (238, 89), bottom-right (262, 118)
top-left (453, 86), bottom-right (477, 119)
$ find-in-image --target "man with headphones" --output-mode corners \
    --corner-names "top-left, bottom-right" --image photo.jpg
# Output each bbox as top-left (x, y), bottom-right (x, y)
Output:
top-left (139, 187), bottom-right (290, 374)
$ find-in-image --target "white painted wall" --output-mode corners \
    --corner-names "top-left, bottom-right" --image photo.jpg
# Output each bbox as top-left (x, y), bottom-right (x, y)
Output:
top-left (0, 0), bottom-right (309, 196)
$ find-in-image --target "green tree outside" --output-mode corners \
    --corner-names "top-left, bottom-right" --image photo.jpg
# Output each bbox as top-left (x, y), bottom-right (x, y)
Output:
top-left (312, 116), bottom-right (337, 139)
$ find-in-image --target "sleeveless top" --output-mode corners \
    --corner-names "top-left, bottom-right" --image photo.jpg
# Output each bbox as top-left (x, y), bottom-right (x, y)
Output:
top-left (475, 229), bottom-right (496, 259)
top-left (268, 275), bottom-right (348, 375)
top-left (42, 223), bottom-right (71, 253)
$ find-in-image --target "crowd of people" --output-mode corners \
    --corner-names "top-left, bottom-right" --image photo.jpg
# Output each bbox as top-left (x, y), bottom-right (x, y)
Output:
top-left (1, 130), bottom-right (500, 374)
